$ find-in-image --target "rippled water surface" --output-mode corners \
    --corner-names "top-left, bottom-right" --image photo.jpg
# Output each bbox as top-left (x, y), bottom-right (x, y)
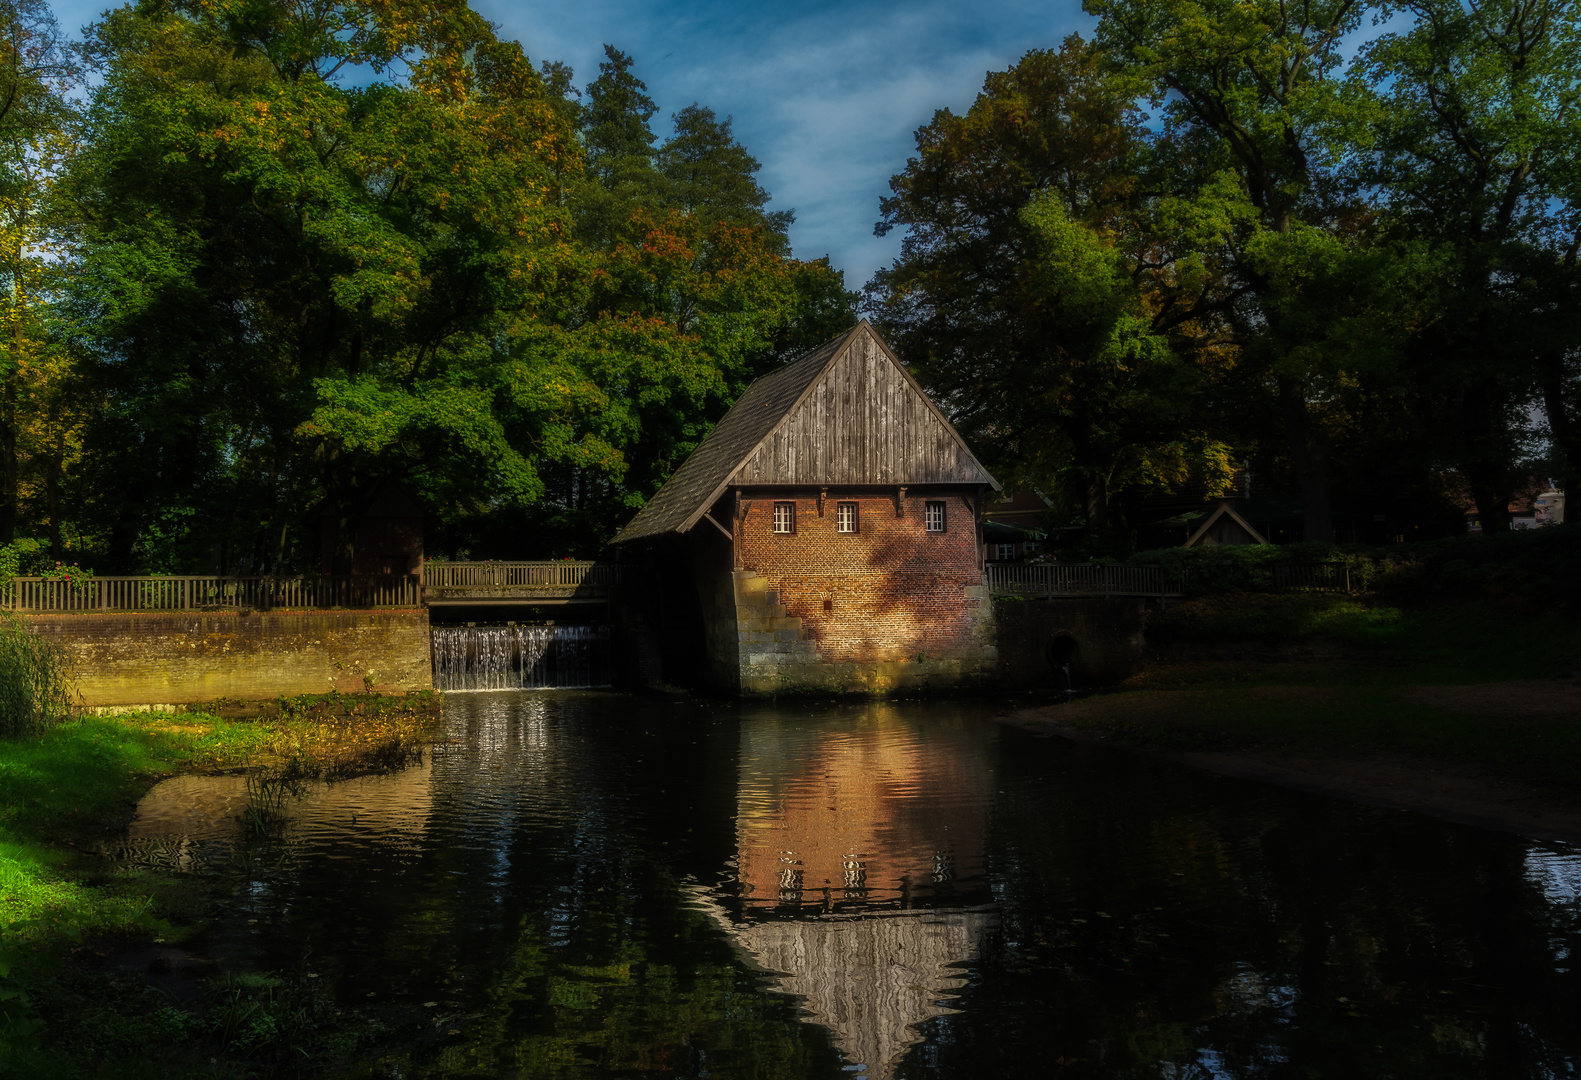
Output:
top-left (121, 692), bottom-right (1581, 1078)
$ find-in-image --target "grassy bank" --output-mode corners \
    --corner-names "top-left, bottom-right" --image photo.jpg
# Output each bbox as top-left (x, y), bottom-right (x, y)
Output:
top-left (1053, 593), bottom-right (1581, 791)
top-left (0, 692), bottom-right (440, 932)
top-left (0, 693), bottom-right (440, 1073)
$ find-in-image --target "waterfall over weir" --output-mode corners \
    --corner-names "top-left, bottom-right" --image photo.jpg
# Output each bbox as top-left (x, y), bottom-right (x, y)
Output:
top-left (431, 625), bottom-right (611, 691)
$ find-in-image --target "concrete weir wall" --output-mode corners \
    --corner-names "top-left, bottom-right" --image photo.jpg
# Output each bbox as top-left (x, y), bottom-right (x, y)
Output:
top-left (28, 610), bottom-right (433, 707)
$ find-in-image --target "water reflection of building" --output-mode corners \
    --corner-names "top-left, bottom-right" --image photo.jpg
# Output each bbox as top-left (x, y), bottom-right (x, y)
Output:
top-left (712, 708), bottom-right (998, 1079)
top-left (735, 710), bottom-right (993, 913)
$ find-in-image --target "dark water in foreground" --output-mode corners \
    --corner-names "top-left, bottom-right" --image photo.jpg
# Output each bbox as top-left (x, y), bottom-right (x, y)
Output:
top-left (120, 693), bottom-right (1581, 1078)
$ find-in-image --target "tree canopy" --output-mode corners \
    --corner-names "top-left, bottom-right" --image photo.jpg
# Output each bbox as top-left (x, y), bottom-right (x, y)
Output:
top-left (1, 0), bottom-right (1576, 568)
top-left (11, 0), bottom-right (849, 570)
top-left (866, 3), bottom-right (1580, 547)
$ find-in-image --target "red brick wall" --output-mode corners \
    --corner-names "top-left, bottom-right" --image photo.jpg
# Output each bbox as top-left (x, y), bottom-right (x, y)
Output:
top-left (736, 493), bottom-right (985, 664)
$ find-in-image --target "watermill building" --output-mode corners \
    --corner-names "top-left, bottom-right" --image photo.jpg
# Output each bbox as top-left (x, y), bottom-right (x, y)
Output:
top-left (612, 321), bottom-right (1001, 694)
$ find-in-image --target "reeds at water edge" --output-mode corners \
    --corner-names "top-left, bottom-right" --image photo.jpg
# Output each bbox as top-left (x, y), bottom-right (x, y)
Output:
top-left (0, 610), bottom-right (76, 738)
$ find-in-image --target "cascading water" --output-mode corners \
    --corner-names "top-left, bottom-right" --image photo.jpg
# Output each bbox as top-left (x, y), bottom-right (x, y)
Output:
top-left (431, 625), bottom-right (611, 691)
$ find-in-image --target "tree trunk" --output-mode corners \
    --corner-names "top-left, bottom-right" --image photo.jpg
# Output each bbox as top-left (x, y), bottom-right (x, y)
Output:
top-left (1278, 377), bottom-right (1333, 542)
top-left (1465, 465), bottom-right (1512, 535)
top-left (0, 367), bottom-right (16, 547)
top-left (1460, 381), bottom-right (1515, 535)
top-left (1539, 349), bottom-right (1578, 489)
top-left (1084, 472), bottom-right (1109, 533)
top-left (45, 440), bottom-right (61, 560)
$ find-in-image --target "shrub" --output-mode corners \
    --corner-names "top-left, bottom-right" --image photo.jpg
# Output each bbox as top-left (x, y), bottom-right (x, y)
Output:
top-left (1129, 523), bottom-right (1581, 609)
top-left (0, 612), bottom-right (76, 739)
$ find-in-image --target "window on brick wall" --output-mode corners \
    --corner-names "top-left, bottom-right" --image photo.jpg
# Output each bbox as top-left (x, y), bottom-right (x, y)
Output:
top-left (772, 501), bottom-right (796, 534)
top-left (836, 501), bottom-right (858, 534)
top-left (925, 500), bottom-right (947, 532)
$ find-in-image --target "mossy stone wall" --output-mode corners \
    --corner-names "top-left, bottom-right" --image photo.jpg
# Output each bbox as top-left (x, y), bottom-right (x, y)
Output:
top-left (27, 609), bottom-right (432, 706)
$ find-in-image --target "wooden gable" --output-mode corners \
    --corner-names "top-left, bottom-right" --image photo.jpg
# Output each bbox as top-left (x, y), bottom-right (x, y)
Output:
top-left (612, 321), bottom-right (997, 544)
top-left (1185, 502), bottom-right (1268, 547)
top-left (733, 322), bottom-right (996, 487)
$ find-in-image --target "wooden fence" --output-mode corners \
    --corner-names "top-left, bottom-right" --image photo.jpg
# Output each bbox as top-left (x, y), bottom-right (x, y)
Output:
top-left (3, 575), bottom-right (422, 613)
top-left (986, 563), bottom-right (1183, 599)
top-left (986, 561), bottom-right (1356, 599)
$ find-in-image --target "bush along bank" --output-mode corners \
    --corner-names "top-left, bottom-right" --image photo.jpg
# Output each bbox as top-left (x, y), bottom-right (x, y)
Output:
top-left (0, 692), bottom-right (441, 1077)
top-left (1130, 521), bottom-right (1581, 606)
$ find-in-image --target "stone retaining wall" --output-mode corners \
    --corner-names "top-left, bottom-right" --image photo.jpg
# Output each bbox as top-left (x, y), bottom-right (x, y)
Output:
top-left (27, 609), bottom-right (432, 707)
top-left (992, 597), bottom-right (1148, 688)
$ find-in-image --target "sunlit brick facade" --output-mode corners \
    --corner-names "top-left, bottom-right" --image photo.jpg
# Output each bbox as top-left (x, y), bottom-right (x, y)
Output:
top-left (735, 491), bottom-right (990, 668)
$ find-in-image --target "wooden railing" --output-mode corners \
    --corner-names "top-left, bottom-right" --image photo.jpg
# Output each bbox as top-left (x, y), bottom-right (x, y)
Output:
top-left (4, 575), bottom-right (422, 613)
top-left (421, 561), bottom-right (629, 602)
top-left (987, 563), bottom-right (1183, 599)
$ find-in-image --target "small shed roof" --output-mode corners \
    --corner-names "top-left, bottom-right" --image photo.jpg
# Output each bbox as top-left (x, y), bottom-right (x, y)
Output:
top-left (1184, 502), bottom-right (1268, 547)
top-left (612, 321), bottom-right (997, 544)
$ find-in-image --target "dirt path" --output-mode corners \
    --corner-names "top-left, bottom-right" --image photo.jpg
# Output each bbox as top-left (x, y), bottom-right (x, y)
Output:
top-left (1002, 692), bottom-right (1581, 846)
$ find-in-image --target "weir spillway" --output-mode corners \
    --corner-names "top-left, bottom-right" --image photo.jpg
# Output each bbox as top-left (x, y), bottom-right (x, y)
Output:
top-left (430, 625), bottom-right (612, 691)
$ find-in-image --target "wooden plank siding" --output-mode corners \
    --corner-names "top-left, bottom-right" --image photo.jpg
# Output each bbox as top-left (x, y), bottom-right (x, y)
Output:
top-left (612, 321), bottom-right (996, 544)
top-left (733, 328), bottom-right (988, 487)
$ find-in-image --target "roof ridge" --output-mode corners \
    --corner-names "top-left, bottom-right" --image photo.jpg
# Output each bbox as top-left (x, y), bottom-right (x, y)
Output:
top-left (675, 321), bottom-right (867, 535)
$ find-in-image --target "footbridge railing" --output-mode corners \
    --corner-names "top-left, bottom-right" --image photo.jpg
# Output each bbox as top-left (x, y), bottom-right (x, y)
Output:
top-left (987, 563), bottom-right (1183, 599)
top-left (421, 561), bottom-right (629, 604)
top-left (4, 574), bottom-right (422, 613)
top-left (2, 561), bottom-right (633, 612)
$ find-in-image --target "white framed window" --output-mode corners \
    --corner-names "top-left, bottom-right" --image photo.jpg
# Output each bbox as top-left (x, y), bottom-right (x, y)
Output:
top-left (925, 500), bottom-right (947, 532)
top-left (772, 501), bottom-right (796, 534)
top-left (836, 501), bottom-right (859, 534)
top-left (994, 543), bottom-right (1015, 561)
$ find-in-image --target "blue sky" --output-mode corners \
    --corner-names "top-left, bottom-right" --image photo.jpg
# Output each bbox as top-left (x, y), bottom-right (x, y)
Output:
top-left (467, 0), bottom-right (1094, 288)
top-left (50, 0), bottom-right (1094, 287)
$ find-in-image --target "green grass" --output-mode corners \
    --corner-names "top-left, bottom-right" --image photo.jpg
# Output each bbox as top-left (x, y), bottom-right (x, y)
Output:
top-left (1147, 593), bottom-right (1405, 645)
top-left (0, 715), bottom-right (229, 936)
top-left (0, 699), bottom-right (439, 933)
top-left (1145, 594), bottom-right (1581, 684)
top-left (0, 699), bottom-right (441, 1073)
top-left (1073, 593), bottom-right (1581, 788)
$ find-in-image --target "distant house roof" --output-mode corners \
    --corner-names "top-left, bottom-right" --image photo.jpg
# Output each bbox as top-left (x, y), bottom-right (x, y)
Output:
top-left (984, 487), bottom-right (1052, 525)
top-left (1184, 501), bottom-right (1268, 548)
top-left (984, 520), bottom-right (1046, 542)
top-left (612, 321), bottom-right (998, 544)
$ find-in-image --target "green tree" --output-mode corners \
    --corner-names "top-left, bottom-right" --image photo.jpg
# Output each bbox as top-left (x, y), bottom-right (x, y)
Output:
top-left (866, 40), bottom-right (1236, 537)
top-left (1086, 0), bottom-right (1381, 541)
top-left (575, 45), bottom-right (665, 247)
top-left (1355, 0), bottom-right (1581, 525)
top-left (0, 0), bottom-right (80, 548)
top-left (658, 104), bottom-right (792, 250)
top-left (63, 0), bottom-right (590, 570)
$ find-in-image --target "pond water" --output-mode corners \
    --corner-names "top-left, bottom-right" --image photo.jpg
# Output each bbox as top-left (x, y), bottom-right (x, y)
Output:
top-left (118, 692), bottom-right (1581, 1079)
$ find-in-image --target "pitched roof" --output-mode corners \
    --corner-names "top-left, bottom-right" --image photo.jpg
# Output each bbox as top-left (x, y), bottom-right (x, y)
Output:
top-left (611, 321), bottom-right (997, 544)
top-left (1184, 502), bottom-right (1268, 547)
